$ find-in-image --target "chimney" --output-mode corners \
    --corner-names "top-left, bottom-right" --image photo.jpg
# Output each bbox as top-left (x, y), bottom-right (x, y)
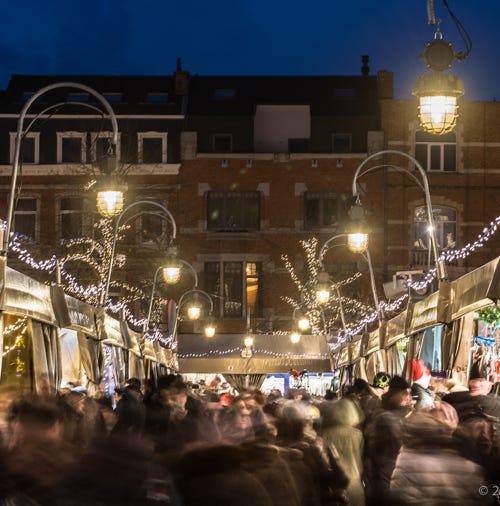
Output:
top-left (361, 55), bottom-right (370, 76)
top-left (174, 57), bottom-right (190, 96)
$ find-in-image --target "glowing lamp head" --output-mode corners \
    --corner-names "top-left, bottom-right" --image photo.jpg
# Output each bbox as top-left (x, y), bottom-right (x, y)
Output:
top-left (316, 271), bottom-right (331, 305)
top-left (290, 332), bottom-right (301, 344)
top-left (162, 265), bottom-right (181, 284)
top-left (346, 202), bottom-right (369, 253)
top-left (204, 321), bottom-right (216, 338)
top-left (243, 335), bottom-right (254, 348)
top-left (412, 40), bottom-right (464, 135)
top-left (187, 304), bottom-right (201, 320)
top-left (94, 174), bottom-right (127, 218)
top-left (97, 191), bottom-right (124, 218)
top-left (315, 283), bottom-right (331, 305)
top-left (297, 316), bottom-right (310, 331)
top-left (347, 233), bottom-right (369, 254)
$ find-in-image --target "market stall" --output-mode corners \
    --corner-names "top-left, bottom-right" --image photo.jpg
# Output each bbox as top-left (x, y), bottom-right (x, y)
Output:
top-left (177, 333), bottom-right (332, 391)
top-left (447, 256), bottom-right (500, 384)
top-left (362, 325), bottom-right (387, 383)
top-left (405, 283), bottom-right (452, 380)
top-left (51, 288), bottom-right (100, 394)
top-left (384, 309), bottom-right (409, 377)
top-left (0, 265), bottom-right (60, 394)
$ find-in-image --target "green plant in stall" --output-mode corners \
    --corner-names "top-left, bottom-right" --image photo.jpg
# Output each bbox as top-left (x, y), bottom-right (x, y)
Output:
top-left (477, 306), bottom-right (500, 330)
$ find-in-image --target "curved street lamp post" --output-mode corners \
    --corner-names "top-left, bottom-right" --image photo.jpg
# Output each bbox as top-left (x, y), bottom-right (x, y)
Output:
top-left (318, 233), bottom-right (383, 325)
top-left (102, 200), bottom-right (177, 306)
top-left (3, 82), bottom-right (122, 259)
top-left (349, 150), bottom-right (447, 283)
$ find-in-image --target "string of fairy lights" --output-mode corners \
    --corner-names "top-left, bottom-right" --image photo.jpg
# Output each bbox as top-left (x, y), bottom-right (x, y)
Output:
top-left (1, 316), bottom-right (28, 376)
top-left (3, 214), bottom-right (500, 359)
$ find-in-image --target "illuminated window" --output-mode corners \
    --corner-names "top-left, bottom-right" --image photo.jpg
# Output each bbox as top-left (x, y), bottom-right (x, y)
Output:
top-left (205, 261), bottom-right (261, 318)
top-left (413, 205), bottom-right (457, 264)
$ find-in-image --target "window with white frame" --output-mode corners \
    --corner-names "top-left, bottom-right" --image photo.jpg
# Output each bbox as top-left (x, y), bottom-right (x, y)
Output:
top-left (137, 132), bottom-right (167, 164)
top-left (12, 197), bottom-right (38, 242)
top-left (414, 205), bottom-right (457, 251)
top-left (415, 131), bottom-right (456, 172)
top-left (90, 132), bottom-right (121, 162)
top-left (57, 132), bottom-right (87, 163)
top-left (304, 191), bottom-right (351, 229)
top-left (10, 132), bottom-right (40, 164)
top-left (207, 191), bottom-right (260, 231)
top-left (59, 196), bottom-right (88, 241)
top-left (204, 261), bottom-right (261, 318)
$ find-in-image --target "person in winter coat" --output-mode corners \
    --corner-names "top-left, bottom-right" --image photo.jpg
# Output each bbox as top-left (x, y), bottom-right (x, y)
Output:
top-left (390, 411), bottom-right (489, 506)
top-left (363, 375), bottom-right (414, 506)
top-left (410, 359), bottom-right (435, 410)
top-left (276, 400), bottom-right (349, 506)
top-left (321, 397), bottom-right (365, 506)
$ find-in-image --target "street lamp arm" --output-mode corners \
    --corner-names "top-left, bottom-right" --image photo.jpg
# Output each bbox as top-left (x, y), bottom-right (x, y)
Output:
top-left (145, 265), bottom-right (165, 331)
top-left (318, 233), bottom-right (347, 264)
top-left (319, 236), bottom-right (382, 319)
top-left (351, 149), bottom-right (446, 281)
top-left (23, 101), bottom-right (107, 137)
top-left (102, 200), bottom-right (177, 306)
top-left (3, 82), bottom-right (120, 258)
top-left (144, 260), bottom-right (199, 332)
top-left (178, 289), bottom-right (214, 314)
top-left (355, 164), bottom-right (426, 194)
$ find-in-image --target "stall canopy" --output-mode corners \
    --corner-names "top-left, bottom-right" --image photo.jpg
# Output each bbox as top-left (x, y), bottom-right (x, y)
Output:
top-left (407, 283), bottom-right (451, 335)
top-left (449, 256), bottom-right (500, 321)
top-left (52, 289), bottom-right (97, 337)
top-left (177, 334), bottom-right (332, 374)
top-left (385, 309), bottom-right (408, 348)
top-left (97, 313), bottom-right (127, 349)
top-left (1, 267), bottom-right (57, 325)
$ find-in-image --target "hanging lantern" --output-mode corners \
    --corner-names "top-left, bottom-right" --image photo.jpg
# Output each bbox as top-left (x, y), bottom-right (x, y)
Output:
top-left (346, 203), bottom-right (369, 254)
top-left (413, 39), bottom-right (464, 135)
top-left (95, 173), bottom-right (127, 218)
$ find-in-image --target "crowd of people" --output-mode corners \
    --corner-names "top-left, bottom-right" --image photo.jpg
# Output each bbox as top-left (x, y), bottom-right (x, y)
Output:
top-left (0, 362), bottom-right (498, 506)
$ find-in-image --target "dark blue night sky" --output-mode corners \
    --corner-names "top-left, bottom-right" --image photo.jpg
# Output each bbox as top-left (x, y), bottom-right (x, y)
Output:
top-left (1, 0), bottom-right (499, 100)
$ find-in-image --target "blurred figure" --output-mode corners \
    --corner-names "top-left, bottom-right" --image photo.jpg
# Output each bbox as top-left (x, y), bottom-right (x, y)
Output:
top-left (358, 373), bottom-right (391, 422)
top-left (363, 375), bottom-right (414, 506)
top-left (111, 377), bottom-right (145, 438)
top-left (390, 411), bottom-right (488, 506)
top-left (321, 397), bottom-right (365, 506)
top-left (218, 395), bottom-right (255, 443)
top-left (172, 444), bottom-right (273, 506)
top-left (3, 396), bottom-right (78, 505)
top-left (445, 375), bottom-right (500, 484)
top-left (59, 389), bottom-right (107, 453)
top-left (410, 359), bottom-right (435, 410)
top-left (276, 400), bottom-right (349, 505)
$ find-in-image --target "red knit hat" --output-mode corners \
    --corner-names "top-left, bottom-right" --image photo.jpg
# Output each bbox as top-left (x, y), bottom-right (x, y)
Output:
top-left (411, 358), bottom-right (430, 382)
